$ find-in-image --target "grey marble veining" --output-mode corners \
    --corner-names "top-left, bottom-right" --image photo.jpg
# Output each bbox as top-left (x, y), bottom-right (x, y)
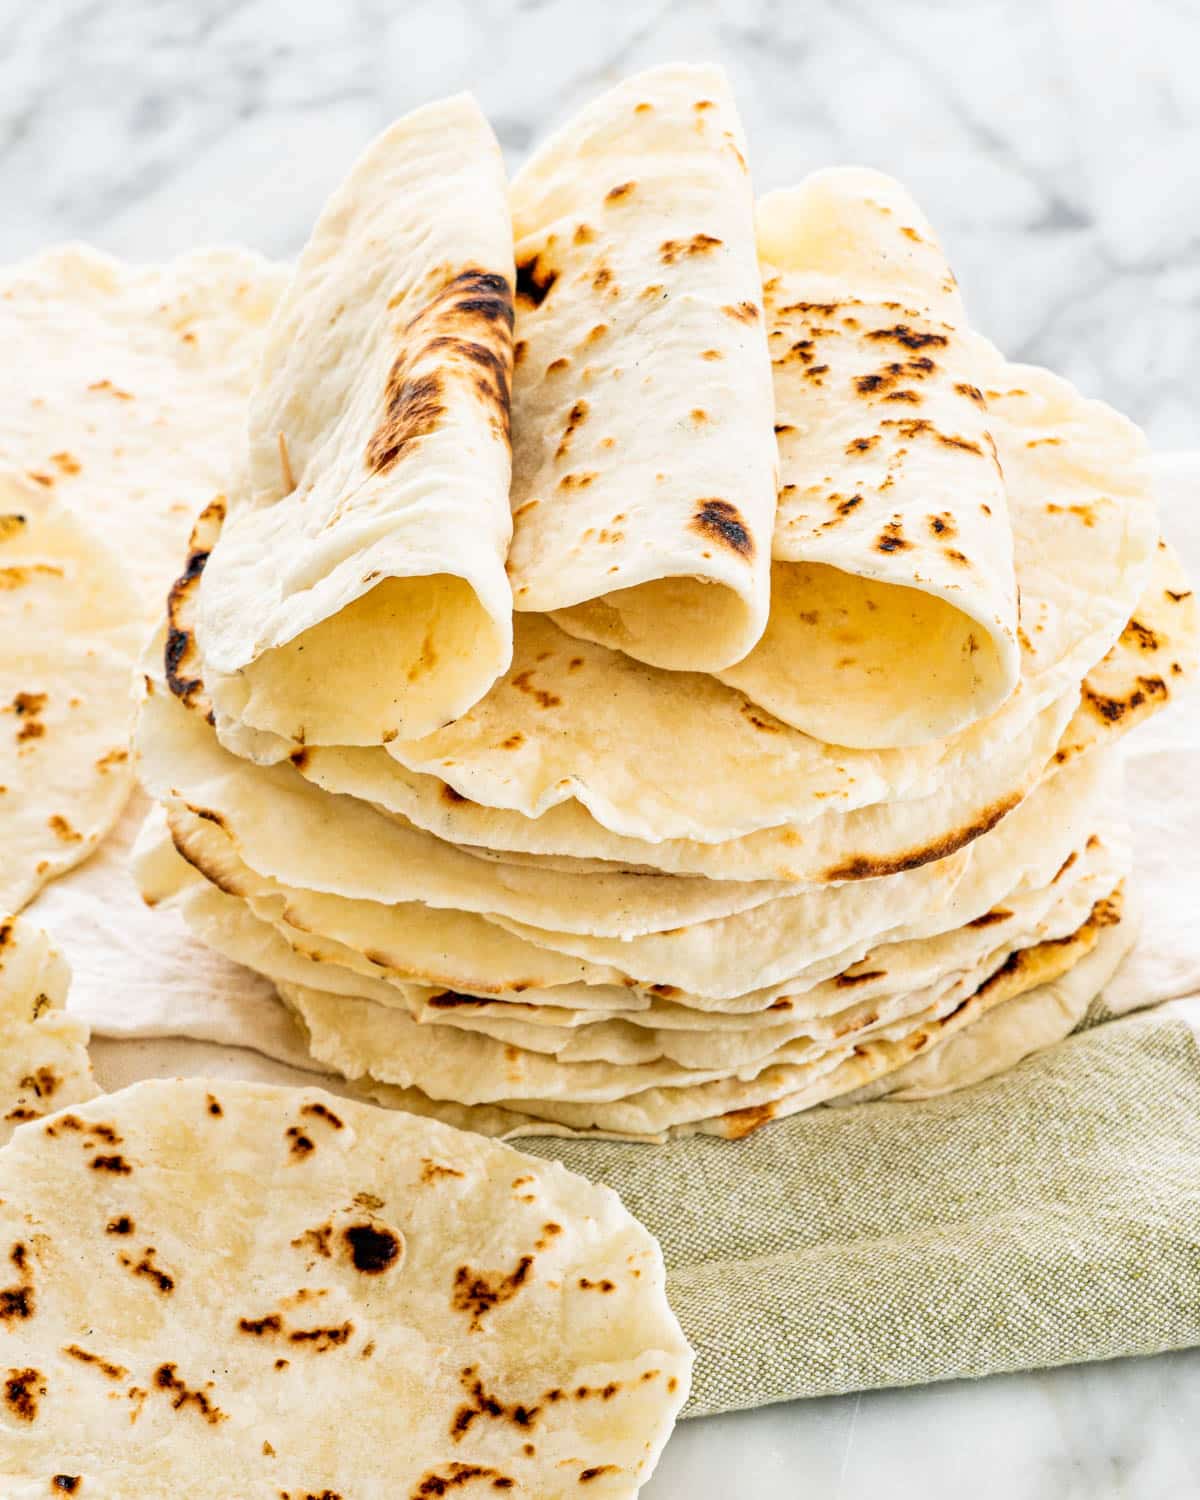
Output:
top-left (11, 3), bottom-right (1200, 1494)
top-left (2, 0), bottom-right (1198, 446)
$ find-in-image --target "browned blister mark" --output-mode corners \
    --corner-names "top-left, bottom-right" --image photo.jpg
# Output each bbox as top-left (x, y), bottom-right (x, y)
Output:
top-left (690, 499), bottom-right (754, 558)
top-left (367, 270), bottom-right (514, 472)
top-left (152, 1363), bottom-right (226, 1425)
top-left (4, 1366), bottom-right (44, 1421)
top-left (659, 233), bottom-right (723, 264)
top-left (453, 1256), bottom-right (535, 1331)
top-left (824, 791), bottom-right (1022, 881)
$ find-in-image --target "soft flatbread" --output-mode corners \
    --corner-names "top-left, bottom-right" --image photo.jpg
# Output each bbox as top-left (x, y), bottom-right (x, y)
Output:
top-left (0, 1079), bottom-right (690, 1496)
top-left (506, 63), bottom-right (777, 672)
top-left (0, 470), bottom-right (141, 913)
top-left (0, 916), bottom-right (96, 1143)
top-left (715, 169), bottom-right (1019, 747)
top-left (197, 94), bottom-right (517, 750)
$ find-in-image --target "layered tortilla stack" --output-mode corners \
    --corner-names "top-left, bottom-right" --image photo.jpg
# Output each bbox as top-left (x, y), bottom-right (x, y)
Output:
top-left (132, 68), bottom-right (1197, 1141)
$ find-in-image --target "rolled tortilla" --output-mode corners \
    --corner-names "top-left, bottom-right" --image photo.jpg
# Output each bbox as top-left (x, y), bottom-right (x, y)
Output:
top-left (505, 63), bottom-right (778, 673)
top-left (197, 94), bottom-right (516, 750)
top-left (717, 169), bottom-right (1021, 748)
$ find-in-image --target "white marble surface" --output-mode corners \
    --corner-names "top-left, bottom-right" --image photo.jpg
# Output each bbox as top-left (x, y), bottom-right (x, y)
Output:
top-left (7, 1), bottom-right (1200, 1493)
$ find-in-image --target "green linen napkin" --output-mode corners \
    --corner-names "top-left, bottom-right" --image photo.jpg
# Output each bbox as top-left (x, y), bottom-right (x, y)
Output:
top-left (522, 1012), bottom-right (1200, 1417)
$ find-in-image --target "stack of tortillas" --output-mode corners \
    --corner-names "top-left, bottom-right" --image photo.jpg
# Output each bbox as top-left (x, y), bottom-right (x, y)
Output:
top-left (16, 64), bottom-right (1168, 1143)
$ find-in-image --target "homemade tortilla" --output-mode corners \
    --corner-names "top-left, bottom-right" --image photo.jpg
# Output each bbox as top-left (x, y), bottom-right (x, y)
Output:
top-left (506, 63), bottom-right (778, 673)
top-left (0, 1079), bottom-right (691, 1496)
top-left (0, 470), bottom-right (141, 913)
top-left (198, 94), bottom-right (517, 751)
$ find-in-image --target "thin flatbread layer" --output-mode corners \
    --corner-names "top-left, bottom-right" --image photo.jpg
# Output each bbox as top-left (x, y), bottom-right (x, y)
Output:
top-left (840, 891), bottom-right (1140, 1104)
top-left (213, 824), bottom-right (1119, 1083)
top-left (376, 351), bottom-right (1155, 841)
top-left (0, 916), bottom-right (96, 1144)
top-left (0, 471), bottom-right (141, 913)
top-left (0, 1079), bottom-right (690, 1496)
top-left (297, 539), bottom-right (1194, 879)
top-left (0, 243), bottom-right (284, 612)
top-left (715, 169), bottom-right (1019, 747)
top-left (342, 890), bottom-right (1119, 1137)
top-left (144, 744), bottom-right (1111, 1006)
top-left (197, 94), bottom-right (516, 749)
top-left (133, 752), bottom-right (1116, 1035)
top-left (135, 679), bottom-right (793, 938)
top-left (506, 63), bottom-right (777, 673)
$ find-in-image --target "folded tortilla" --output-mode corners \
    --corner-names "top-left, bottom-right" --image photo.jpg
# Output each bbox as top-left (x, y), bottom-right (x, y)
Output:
top-left (505, 63), bottom-right (778, 672)
top-left (197, 94), bottom-right (516, 750)
top-left (715, 169), bottom-right (1020, 747)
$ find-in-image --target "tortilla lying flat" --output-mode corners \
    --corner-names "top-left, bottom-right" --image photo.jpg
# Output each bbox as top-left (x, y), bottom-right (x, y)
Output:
top-left (0, 1079), bottom-right (690, 1497)
top-left (0, 470), bottom-right (142, 913)
top-left (197, 93), bottom-right (517, 754)
top-left (0, 244), bottom-right (285, 614)
top-left (715, 169), bottom-right (1020, 748)
top-left (0, 917), bottom-right (96, 1143)
top-left (505, 63), bottom-right (778, 673)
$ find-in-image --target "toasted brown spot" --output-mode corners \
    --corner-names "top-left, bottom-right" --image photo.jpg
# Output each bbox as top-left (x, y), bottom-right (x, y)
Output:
top-left (504, 262), bottom-right (547, 315)
top-left (422, 1158), bottom-right (465, 1183)
top-left (937, 432), bottom-right (983, 454)
top-left (46, 813), bottom-right (82, 844)
top-left (691, 498), bottom-right (754, 558)
top-left (928, 513), bottom-right (957, 538)
top-left (1166, 589), bottom-right (1193, 603)
top-left (343, 1222), bottom-right (401, 1274)
top-left (412, 1465), bottom-right (512, 1497)
top-left (605, 181), bottom-right (635, 203)
top-left (63, 1343), bottom-right (127, 1380)
top-left (153, 1363), bottom-right (226, 1424)
top-left (1082, 675), bottom-right (1168, 723)
top-left (721, 1102), bottom-right (777, 1140)
top-left (875, 520), bottom-right (911, 554)
top-left (239, 1313), bottom-right (283, 1336)
top-left (824, 790), bottom-right (1021, 880)
top-left (834, 969), bottom-right (887, 989)
top-left (659, 233), bottom-right (723, 264)
top-left (91, 1154), bottom-right (132, 1175)
top-left (4, 1367), bottom-right (43, 1421)
top-left (955, 382), bottom-right (985, 404)
top-left (865, 325), bottom-right (948, 350)
top-left (288, 1321), bottom-right (353, 1352)
top-left (453, 1257), bottom-right (534, 1331)
top-left (577, 1277), bottom-right (616, 1292)
top-left (451, 1365), bottom-right (542, 1443)
top-left (1122, 618), bottom-right (1160, 651)
top-left (87, 378), bottom-right (134, 399)
top-left (368, 271), bottom-right (513, 472)
top-left (967, 907), bottom-right (1014, 929)
top-left (511, 671), bottom-right (562, 710)
top-left (722, 301), bottom-right (759, 323)
top-left (52, 1479), bottom-right (80, 1493)
top-left (106, 1215), bottom-right (134, 1236)
top-left (119, 1247), bottom-right (174, 1294)
top-left (301, 1101), bottom-right (343, 1129)
top-left (943, 547), bottom-right (970, 565)
top-left (580, 1467), bottom-right (619, 1483)
top-left (846, 436), bottom-right (878, 454)
top-left (286, 1126), bottom-right (315, 1158)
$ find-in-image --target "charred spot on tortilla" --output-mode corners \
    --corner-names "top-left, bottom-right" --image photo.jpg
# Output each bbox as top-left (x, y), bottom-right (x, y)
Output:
top-left (690, 499), bottom-right (754, 558)
top-left (864, 324), bottom-right (948, 351)
top-left (516, 258), bottom-right (558, 308)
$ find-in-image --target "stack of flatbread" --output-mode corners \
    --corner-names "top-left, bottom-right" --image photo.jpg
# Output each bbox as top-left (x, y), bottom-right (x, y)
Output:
top-left (124, 67), bottom-right (1196, 1142)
